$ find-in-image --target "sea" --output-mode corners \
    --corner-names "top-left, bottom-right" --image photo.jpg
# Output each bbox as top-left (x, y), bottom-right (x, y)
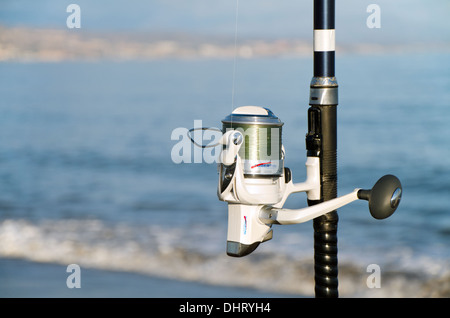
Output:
top-left (0, 52), bottom-right (449, 297)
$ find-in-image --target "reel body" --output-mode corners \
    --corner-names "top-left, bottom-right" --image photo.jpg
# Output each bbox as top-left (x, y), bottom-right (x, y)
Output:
top-left (217, 106), bottom-right (402, 257)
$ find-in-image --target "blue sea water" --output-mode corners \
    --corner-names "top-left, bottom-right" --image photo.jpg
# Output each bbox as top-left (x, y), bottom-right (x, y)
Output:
top-left (0, 53), bottom-right (449, 297)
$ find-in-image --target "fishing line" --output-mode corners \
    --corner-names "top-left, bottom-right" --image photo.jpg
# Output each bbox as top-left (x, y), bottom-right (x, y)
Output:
top-left (189, 1), bottom-right (240, 149)
top-left (231, 0), bottom-right (240, 114)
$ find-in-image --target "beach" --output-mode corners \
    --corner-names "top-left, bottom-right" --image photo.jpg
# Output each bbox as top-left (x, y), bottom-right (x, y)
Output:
top-left (0, 258), bottom-right (298, 298)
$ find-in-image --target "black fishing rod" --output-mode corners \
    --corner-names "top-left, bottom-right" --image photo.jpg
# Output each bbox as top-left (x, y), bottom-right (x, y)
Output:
top-left (307, 0), bottom-right (339, 298)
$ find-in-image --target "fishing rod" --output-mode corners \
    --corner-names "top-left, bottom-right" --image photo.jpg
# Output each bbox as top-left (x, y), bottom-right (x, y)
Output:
top-left (309, 0), bottom-right (339, 298)
top-left (190, 0), bottom-right (402, 298)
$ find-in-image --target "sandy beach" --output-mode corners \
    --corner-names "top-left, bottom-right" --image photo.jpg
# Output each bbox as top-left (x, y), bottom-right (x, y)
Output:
top-left (0, 258), bottom-right (298, 298)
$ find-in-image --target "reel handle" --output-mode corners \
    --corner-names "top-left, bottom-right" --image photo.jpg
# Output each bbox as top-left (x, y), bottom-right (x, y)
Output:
top-left (358, 174), bottom-right (402, 220)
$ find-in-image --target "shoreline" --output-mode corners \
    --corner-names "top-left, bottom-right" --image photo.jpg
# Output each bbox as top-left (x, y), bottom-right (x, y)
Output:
top-left (0, 258), bottom-right (300, 298)
top-left (2, 26), bottom-right (449, 62)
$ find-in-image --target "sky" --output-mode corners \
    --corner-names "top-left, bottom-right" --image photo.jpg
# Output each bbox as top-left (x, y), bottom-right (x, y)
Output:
top-left (0, 0), bottom-right (449, 45)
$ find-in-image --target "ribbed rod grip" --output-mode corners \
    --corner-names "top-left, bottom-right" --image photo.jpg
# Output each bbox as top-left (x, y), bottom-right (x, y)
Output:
top-left (313, 212), bottom-right (339, 298)
top-left (309, 104), bottom-right (338, 298)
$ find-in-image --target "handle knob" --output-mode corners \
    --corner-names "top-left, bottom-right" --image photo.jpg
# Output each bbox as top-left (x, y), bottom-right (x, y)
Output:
top-left (358, 174), bottom-right (402, 220)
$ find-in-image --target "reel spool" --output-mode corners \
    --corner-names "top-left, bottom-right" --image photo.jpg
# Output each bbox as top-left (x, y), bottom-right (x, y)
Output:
top-left (221, 106), bottom-right (284, 177)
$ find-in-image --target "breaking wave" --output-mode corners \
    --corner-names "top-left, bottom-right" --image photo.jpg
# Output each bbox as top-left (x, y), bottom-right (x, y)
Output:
top-left (0, 218), bottom-right (448, 297)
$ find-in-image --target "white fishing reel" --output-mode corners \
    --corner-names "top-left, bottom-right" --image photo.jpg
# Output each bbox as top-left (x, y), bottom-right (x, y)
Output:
top-left (217, 106), bottom-right (402, 257)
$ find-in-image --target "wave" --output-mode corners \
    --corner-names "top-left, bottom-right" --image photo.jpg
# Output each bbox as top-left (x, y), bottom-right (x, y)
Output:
top-left (0, 218), bottom-right (448, 297)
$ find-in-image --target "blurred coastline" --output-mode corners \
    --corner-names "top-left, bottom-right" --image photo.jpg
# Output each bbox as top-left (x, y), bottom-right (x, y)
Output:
top-left (2, 25), bottom-right (450, 62)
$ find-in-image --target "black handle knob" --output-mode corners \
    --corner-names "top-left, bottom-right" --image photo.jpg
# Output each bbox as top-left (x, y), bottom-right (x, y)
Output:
top-left (358, 175), bottom-right (402, 220)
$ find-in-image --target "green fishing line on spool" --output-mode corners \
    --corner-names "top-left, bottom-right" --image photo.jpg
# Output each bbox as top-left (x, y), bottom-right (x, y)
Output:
top-left (222, 107), bottom-right (284, 177)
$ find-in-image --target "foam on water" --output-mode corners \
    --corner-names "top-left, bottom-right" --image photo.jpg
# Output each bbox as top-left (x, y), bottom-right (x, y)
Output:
top-left (1, 218), bottom-right (448, 297)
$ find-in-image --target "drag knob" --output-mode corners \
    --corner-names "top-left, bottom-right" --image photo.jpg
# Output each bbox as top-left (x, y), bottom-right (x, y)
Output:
top-left (358, 175), bottom-right (402, 220)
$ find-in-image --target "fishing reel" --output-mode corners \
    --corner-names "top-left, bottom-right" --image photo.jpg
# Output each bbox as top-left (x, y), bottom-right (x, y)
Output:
top-left (217, 106), bottom-right (402, 257)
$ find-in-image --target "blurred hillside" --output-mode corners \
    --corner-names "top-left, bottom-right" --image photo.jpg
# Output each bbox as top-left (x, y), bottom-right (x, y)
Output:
top-left (1, 25), bottom-right (449, 62)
